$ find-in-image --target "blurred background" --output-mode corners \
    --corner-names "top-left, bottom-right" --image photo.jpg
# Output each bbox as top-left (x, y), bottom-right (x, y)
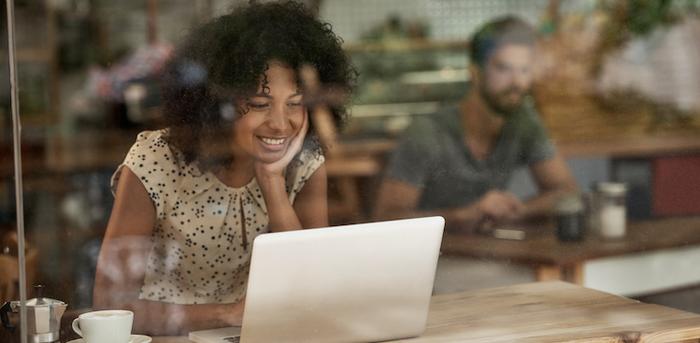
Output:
top-left (0, 0), bottom-right (699, 316)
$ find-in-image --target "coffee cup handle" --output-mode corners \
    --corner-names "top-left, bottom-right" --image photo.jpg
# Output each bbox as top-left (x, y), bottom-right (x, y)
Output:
top-left (72, 318), bottom-right (83, 337)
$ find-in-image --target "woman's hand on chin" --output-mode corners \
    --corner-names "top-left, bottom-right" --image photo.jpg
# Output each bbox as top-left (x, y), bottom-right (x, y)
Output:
top-left (254, 113), bottom-right (309, 180)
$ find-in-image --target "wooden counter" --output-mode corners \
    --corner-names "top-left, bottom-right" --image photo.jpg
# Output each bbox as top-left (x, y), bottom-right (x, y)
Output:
top-left (150, 281), bottom-right (700, 342)
top-left (557, 133), bottom-right (700, 158)
top-left (441, 216), bottom-right (700, 284)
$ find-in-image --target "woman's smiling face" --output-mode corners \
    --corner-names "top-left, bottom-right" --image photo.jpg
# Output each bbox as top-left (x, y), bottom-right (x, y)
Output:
top-left (231, 61), bottom-right (307, 164)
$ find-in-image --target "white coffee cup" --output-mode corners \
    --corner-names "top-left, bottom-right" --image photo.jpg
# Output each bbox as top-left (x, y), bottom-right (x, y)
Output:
top-left (72, 310), bottom-right (134, 343)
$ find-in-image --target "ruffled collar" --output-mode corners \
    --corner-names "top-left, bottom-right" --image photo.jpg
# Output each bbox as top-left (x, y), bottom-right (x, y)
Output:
top-left (176, 164), bottom-right (269, 216)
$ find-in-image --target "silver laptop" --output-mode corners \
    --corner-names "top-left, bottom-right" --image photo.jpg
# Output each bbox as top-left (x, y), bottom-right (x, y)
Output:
top-left (189, 216), bottom-right (445, 343)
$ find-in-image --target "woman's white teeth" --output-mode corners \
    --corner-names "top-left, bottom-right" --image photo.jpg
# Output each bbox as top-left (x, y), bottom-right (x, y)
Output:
top-left (260, 137), bottom-right (285, 145)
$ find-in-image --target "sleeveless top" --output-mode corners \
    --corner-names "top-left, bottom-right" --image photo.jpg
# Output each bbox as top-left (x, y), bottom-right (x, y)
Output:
top-left (111, 129), bottom-right (324, 304)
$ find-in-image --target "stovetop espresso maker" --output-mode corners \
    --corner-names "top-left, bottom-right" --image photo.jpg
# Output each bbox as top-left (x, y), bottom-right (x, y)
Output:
top-left (1, 285), bottom-right (67, 343)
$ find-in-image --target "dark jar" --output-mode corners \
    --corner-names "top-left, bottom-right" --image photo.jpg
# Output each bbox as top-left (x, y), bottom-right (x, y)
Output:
top-left (555, 194), bottom-right (586, 242)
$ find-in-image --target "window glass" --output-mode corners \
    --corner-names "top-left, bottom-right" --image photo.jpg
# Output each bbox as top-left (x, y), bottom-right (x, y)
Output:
top-left (1, 0), bottom-right (699, 341)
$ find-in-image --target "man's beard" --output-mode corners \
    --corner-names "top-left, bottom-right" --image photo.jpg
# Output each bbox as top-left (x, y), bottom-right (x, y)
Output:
top-left (479, 84), bottom-right (528, 118)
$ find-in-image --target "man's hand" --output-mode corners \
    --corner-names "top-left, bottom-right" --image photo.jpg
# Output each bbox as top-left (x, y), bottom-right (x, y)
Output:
top-left (476, 190), bottom-right (524, 224)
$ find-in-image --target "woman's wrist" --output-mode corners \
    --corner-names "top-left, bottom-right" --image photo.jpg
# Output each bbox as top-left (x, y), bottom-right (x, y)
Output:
top-left (220, 301), bottom-right (244, 326)
top-left (255, 172), bottom-right (291, 211)
top-left (255, 171), bottom-right (285, 191)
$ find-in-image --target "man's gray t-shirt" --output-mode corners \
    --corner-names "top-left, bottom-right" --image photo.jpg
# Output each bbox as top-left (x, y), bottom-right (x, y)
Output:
top-left (385, 101), bottom-right (555, 211)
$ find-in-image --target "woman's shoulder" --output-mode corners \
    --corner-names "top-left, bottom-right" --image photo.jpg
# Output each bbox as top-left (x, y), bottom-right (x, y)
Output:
top-left (301, 145), bottom-right (324, 162)
top-left (118, 129), bottom-right (196, 187)
top-left (113, 129), bottom-right (204, 216)
top-left (130, 129), bottom-right (171, 153)
top-left (297, 139), bottom-right (325, 167)
top-left (125, 129), bottom-right (186, 166)
top-left (284, 144), bottom-right (325, 203)
top-left (286, 139), bottom-right (324, 175)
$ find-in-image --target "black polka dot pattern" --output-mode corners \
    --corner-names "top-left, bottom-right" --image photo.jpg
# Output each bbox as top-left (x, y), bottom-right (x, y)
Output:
top-left (110, 129), bottom-right (324, 304)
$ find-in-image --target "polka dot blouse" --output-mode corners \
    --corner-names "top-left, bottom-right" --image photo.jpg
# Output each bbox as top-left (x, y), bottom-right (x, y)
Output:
top-left (110, 130), bottom-right (324, 304)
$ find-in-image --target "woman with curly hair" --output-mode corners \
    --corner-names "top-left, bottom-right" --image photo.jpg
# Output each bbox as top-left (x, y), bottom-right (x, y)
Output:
top-left (93, 1), bottom-right (355, 335)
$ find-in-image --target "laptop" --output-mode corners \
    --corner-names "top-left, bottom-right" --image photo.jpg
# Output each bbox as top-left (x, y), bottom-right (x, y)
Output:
top-left (189, 216), bottom-right (445, 343)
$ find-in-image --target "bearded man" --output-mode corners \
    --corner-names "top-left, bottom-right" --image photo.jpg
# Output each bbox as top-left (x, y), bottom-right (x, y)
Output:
top-left (374, 16), bottom-right (577, 232)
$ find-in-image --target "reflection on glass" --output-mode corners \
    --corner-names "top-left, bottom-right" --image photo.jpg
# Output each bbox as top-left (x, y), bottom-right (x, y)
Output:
top-left (0, 1), bottom-right (699, 342)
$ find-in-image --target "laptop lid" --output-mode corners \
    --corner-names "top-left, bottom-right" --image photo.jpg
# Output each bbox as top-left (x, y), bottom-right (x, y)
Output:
top-left (240, 216), bottom-right (445, 342)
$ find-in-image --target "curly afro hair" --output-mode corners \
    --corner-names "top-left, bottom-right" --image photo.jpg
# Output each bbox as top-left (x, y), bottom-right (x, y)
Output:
top-left (161, 1), bottom-right (356, 170)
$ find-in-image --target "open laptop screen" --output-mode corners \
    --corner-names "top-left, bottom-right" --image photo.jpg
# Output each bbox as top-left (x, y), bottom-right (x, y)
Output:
top-left (190, 216), bottom-right (444, 343)
top-left (240, 216), bottom-right (444, 342)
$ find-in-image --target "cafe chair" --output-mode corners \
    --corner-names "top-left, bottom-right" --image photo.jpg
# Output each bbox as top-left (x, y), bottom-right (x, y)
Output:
top-left (310, 103), bottom-right (388, 224)
top-left (302, 66), bottom-right (387, 225)
top-left (0, 231), bottom-right (39, 303)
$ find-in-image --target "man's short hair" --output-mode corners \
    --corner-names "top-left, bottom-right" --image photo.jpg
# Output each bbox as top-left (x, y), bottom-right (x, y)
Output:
top-left (469, 16), bottom-right (537, 67)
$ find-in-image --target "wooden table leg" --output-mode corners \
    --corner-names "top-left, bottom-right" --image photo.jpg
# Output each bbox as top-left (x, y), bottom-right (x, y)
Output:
top-left (562, 263), bottom-right (584, 285)
top-left (535, 263), bottom-right (584, 284)
top-left (535, 265), bottom-right (562, 281)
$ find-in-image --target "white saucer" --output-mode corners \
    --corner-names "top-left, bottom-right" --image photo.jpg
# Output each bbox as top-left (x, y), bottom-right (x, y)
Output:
top-left (66, 334), bottom-right (152, 343)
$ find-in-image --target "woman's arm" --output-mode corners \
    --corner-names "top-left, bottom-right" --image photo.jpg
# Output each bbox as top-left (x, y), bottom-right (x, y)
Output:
top-left (292, 164), bottom-right (328, 228)
top-left (93, 167), bottom-right (244, 336)
top-left (254, 114), bottom-right (320, 232)
top-left (256, 163), bottom-right (327, 231)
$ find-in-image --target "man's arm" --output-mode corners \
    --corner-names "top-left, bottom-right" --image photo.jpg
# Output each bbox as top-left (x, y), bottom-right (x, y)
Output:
top-left (373, 178), bottom-right (480, 232)
top-left (522, 152), bottom-right (578, 219)
top-left (373, 178), bottom-right (523, 233)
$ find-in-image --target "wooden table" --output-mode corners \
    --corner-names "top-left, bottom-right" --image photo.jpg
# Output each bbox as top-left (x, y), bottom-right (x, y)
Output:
top-left (151, 281), bottom-right (700, 342)
top-left (441, 216), bottom-right (700, 285)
